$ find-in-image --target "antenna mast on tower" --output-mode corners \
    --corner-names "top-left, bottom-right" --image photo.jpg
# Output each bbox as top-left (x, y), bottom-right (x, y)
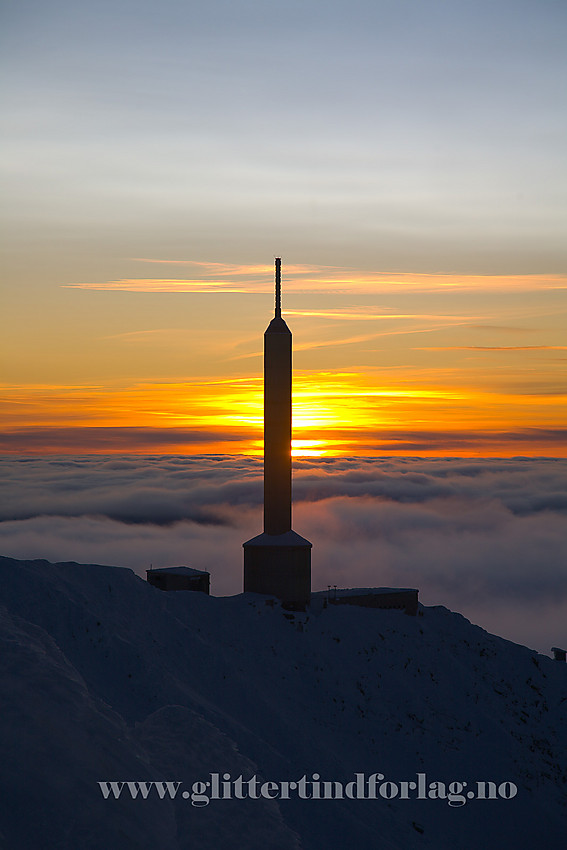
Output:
top-left (275, 257), bottom-right (281, 318)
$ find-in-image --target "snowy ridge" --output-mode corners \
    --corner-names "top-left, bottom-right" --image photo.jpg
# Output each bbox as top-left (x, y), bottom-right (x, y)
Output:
top-left (1, 555), bottom-right (566, 849)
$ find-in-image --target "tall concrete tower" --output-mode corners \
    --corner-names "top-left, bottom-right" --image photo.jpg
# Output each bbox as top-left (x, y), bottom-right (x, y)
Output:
top-left (243, 259), bottom-right (312, 610)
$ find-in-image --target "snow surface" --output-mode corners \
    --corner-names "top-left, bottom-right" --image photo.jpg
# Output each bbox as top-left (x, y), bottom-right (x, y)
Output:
top-left (1, 555), bottom-right (566, 849)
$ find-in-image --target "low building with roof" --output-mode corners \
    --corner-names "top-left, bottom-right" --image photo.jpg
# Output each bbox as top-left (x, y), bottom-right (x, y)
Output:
top-left (146, 566), bottom-right (210, 594)
top-left (316, 587), bottom-right (419, 616)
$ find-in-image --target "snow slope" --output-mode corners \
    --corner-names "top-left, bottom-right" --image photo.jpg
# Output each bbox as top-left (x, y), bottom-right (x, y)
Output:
top-left (1, 555), bottom-right (566, 849)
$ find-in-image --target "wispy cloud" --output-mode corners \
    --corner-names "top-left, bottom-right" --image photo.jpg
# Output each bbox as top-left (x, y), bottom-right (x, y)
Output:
top-left (286, 308), bottom-right (488, 322)
top-left (226, 324), bottom-right (458, 361)
top-left (0, 426), bottom-right (245, 454)
top-left (100, 328), bottom-right (192, 341)
top-left (63, 279), bottom-right (256, 293)
top-left (465, 325), bottom-right (537, 333)
top-left (292, 325), bottom-right (450, 354)
top-left (416, 346), bottom-right (567, 351)
top-left (351, 427), bottom-right (567, 451)
top-left (62, 262), bottom-right (567, 295)
top-left (130, 259), bottom-right (328, 275)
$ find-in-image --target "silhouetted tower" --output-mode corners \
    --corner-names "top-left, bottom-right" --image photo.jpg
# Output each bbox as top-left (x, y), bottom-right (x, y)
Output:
top-left (264, 258), bottom-right (291, 535)
top-left (243, 258), bottom-right (311, 609)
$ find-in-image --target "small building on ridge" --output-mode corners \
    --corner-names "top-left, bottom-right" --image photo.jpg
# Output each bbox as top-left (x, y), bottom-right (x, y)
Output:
top-left (321, 587), bottom-right (419, 616)
top-left (146, 566), bottom-right (210, 594)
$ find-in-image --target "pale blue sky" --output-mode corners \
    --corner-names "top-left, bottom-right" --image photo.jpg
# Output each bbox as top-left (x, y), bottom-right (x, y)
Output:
top-left (2, 0), bottom-right (566, 277)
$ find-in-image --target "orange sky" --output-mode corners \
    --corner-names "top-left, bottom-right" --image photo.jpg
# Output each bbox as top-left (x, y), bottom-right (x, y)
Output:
top-left (2, 264), bottom-right (566, 457)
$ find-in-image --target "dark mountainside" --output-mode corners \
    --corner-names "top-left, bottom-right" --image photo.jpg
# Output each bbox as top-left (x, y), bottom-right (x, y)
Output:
top-left (1, 555), bottom-right (566, 849)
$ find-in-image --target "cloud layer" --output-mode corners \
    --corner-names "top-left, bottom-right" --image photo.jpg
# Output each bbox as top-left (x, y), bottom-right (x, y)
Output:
top-left (1, 455), bottom-right (566, 653)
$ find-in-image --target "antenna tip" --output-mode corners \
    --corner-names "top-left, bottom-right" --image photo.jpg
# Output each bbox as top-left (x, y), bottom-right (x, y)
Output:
top-left (274, 258), bottom-right (282, 317)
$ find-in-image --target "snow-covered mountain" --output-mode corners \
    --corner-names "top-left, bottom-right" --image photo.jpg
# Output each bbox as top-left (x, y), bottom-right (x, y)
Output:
top-left (1, 555), bottom-right (565, 849)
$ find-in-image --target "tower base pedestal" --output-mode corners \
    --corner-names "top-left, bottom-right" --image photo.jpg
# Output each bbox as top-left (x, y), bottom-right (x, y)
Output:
top-left (243, 530), bottom-right (311, 611)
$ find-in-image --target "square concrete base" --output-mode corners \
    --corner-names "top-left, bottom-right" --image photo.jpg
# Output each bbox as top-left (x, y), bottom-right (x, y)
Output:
top-left (243, 530), bottom-right (311, 610)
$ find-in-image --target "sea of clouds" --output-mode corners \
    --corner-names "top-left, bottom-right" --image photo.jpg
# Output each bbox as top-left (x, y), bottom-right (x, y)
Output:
top-left (1, 455), bottom-right (566, 654)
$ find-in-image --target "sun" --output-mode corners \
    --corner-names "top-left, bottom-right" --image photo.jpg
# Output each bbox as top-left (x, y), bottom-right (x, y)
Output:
top-left (291, 439), bottom-right (328, 457)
